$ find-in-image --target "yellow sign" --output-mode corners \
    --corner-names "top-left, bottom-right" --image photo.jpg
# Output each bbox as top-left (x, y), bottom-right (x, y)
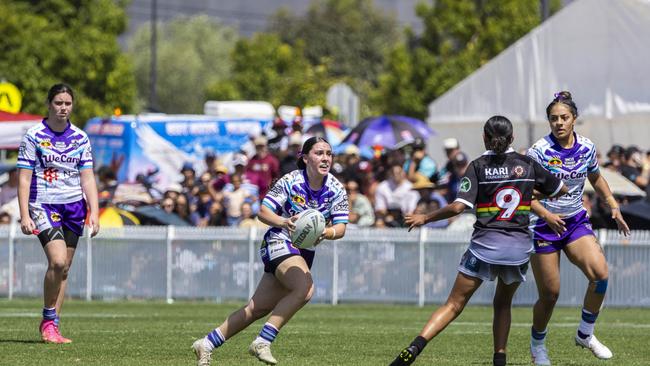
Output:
top-left (0, 82), bottom-right (23, 113)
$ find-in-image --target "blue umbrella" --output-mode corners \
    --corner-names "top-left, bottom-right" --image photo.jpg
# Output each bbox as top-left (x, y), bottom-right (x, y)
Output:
top-left (340, 115), bottom-right (433, 150)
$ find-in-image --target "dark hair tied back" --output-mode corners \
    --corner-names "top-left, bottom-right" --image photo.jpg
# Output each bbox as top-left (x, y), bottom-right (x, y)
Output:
top-left (297, 136), bottom-right (330, 169)
top-left (546, 90), bottom-right (578, 119)
top-left (483, 115), bottom-right (513, 154)
top-left (47, 83), bottom-right (75, 103)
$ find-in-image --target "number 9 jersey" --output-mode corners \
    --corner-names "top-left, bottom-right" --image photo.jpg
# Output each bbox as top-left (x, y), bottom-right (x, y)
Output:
top-left (455, 148), bottom-right (564, 265)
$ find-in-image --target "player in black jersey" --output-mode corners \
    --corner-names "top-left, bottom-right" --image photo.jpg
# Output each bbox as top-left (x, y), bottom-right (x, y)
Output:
top-left (389, 116), bottom-right (568, 366)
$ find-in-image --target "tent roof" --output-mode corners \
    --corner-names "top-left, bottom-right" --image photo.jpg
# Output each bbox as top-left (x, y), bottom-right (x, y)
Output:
top-left (427, 0), bottom-right (650, 124)
top-left (0, 110), bottom-right (42, 122)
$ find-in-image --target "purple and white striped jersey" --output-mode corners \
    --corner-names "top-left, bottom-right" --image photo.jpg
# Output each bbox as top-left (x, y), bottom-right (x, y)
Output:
top-left (17, 120), bottom-right (93, 204)
top-left (262, 169), bottom-right (349, 250)
top-left (527, 132), bottom-right (599, 218)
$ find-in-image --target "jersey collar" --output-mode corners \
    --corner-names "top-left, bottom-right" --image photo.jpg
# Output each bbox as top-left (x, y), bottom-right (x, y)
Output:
top-left (482, 147), bottom-right (515, 156)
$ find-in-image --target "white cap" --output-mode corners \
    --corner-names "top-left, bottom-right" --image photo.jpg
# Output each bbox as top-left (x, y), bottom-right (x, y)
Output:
top-left (443, 138), bottom-right (459, 150)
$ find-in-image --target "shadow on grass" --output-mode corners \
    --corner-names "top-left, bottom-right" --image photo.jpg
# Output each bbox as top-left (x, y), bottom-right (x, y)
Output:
top-left (0, 339), bottom-right (43, 344)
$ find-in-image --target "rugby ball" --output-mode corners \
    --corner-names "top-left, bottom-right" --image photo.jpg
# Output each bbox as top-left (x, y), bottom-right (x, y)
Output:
top-left (291, 209), bottom-right (326, 249)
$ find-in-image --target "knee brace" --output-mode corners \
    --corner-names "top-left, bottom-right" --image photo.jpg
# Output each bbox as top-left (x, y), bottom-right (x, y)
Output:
top-left (593, 278), bottom-right (608, 294)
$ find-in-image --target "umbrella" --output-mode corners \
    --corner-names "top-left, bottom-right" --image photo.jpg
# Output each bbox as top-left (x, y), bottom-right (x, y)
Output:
top-left (132, 205), bottom-right (190, 226)
top-left (584, 168), bottom-right (646, 197)
top-left (99, 207), bottom-right (140, 227)
top-left (339, 115), bottom-right (434, 150)
top-left (620, 198), bottom-right (650, 230)
top-left (304, 119), bottom-right (349, 146)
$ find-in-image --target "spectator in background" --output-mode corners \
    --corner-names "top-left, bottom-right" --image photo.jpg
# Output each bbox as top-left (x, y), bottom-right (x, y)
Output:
top-left (620, 146), bottom-right (649, 190)
top-left (603, 145), bottom-right (624, 170)
top-left (238, 201), bottom-right (268, 229)
top-left (0, 166), bottom-right (19, 206)
top-left (190, 187), bottom-right (214, 227)
top-left (207, 200), bottom-right (228, 226)
top-left (346, 179), bottom-right (375, 227)
top-left (409, 175), bottom-right (449, 229)
top-left (358, 161), bottom-right (378, 207)
top-left (245, 136), bottom-right (280, 200)
top-left (204, 150), bottom-right (218, 177)
top-left (180, 162), bottom-right (198, 196)
top-left (442, 137), bottom-right (461, 173)
top-left (163, 183), bottom-right (183, 201)
top-left (404, 138), bottom-right (438, 185)
top-left (223, 173), bottom-right (253, 226)
top-left (443, 151), bottom-right (470, 203)
top-left (0, 210), bottom-right (11, 224)
top-left (95, 165), bottom-right (118, 205)
top-left (174, 193), bottom-right (191, 224)
top-left (268, 117), bottom-right (289, 154)
top-left (160, 197), bottom-right (175, 215)
top-left (374, 164), bottom-right (417, 227)
top-left (340, 144), bottom-right (363, 184)
top-left (280, 132), bottom-right (303, 175)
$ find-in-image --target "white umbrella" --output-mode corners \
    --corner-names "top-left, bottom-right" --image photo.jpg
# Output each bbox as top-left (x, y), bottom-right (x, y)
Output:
top-left (584, 168), bottom-right (646, 197)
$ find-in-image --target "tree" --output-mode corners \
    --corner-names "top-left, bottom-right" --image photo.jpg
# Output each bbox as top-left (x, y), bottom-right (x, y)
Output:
top-left (128, 15), bottom-right (237, 114)
top-left (0, 0), bottom-right (136, 126)
top-left (205, 33), bottom-right (331, 109)
top-left (268, 0), bottom-right (400, 97)
top-left (373, 0), bottom-right (561, 119)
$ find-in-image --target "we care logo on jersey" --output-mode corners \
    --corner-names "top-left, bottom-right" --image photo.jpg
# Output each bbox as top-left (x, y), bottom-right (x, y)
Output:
top-left (44, 154), bottom-right (81, 164)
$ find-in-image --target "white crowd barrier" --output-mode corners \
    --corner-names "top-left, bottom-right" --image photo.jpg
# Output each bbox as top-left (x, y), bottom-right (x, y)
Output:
top-left (1, 223), bottom-right (649, 307)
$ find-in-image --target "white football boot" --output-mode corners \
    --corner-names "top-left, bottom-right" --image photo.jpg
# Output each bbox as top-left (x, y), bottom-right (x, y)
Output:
top-left (575, 333), bottom-right (613, 359)
top-left (248, 339), bottom-right (278, 365)
top-left (530, 342), bottom-right (551, 365)
top-left (192, 338), bottom-right (212, 366)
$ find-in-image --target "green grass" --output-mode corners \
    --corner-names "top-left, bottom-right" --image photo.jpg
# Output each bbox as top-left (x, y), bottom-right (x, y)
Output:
top-left (1, 299), bottom-right (649, 365)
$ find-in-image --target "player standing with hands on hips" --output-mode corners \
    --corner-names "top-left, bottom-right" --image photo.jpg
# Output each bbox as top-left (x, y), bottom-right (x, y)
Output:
top-left (193, 136), bottom-right (349, 365)
top-left (390, 116), bottom-right (567, 366)
top-left (527, 91), bottom-right (630, 365)
top-left (17, 83), bottom-right (100, 343)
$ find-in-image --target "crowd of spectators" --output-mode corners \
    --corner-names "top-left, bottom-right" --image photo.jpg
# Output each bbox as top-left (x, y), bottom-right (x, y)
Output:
top-left (1, 120), bottom-right (649, 230)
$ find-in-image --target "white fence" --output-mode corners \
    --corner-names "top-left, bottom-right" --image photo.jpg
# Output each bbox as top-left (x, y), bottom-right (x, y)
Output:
top-left (1, 223), bottom-right (649, 307)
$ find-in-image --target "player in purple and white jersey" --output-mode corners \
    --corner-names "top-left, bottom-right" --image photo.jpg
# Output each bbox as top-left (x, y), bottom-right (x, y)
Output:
top-left (17, 83), bottom-right (100, 344)
top-left (193, 136), bottom-right (349, 366)
top-left (391, 116), bottom-right (567, 366)
top-left (527, 91), bottom-right (630, 365)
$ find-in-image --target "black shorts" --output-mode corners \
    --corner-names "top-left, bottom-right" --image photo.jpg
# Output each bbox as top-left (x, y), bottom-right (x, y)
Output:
top-left (38, 227), bottom-right (81, 248)
top-left (264, 249), bottom-right (315, 275)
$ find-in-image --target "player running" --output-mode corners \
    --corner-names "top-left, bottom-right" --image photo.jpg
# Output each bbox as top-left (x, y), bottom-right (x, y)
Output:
top-left (527, 91), bottom-right (630, 365)
top-left (390, 116), bottom-right (567, 366)
top-left (17, 83), bottom-right (100, 344)
top-left (192, 136), bottom-right (348, 365)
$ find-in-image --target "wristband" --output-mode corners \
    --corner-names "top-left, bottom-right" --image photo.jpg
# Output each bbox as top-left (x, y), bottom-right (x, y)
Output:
top-left (605, 196), bottom-right (619, 210)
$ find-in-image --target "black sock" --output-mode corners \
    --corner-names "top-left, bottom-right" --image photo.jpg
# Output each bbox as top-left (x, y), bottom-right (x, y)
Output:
top-left (409, 336), bottom-right (428, 356)
top-left (493, 352), bottom-right (506, 366)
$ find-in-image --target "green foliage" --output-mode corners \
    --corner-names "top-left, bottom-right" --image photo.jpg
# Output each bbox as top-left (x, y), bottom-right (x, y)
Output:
top-left (128, 15), bottom-right (237, 114)
top-left (0, 0), bottom-right (135, 126)
top-left (269, 0), bottom-right (400, 84)
top-left (374, 0), bottom-right (561, 119)
top-left (205, 34), bottom-right (331, 109)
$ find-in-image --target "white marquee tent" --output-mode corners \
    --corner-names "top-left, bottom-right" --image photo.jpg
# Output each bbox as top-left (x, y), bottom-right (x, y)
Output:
top-left (426, 0), bottom-right (650, 161)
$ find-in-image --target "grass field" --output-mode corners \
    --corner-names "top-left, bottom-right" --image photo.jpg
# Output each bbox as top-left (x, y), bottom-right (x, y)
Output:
top-left (1, 299), bottom-right (649, 365)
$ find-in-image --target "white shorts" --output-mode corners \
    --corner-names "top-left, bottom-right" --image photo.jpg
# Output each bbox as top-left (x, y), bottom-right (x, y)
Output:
top-left (457, 249), bottom-right (528, 285)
